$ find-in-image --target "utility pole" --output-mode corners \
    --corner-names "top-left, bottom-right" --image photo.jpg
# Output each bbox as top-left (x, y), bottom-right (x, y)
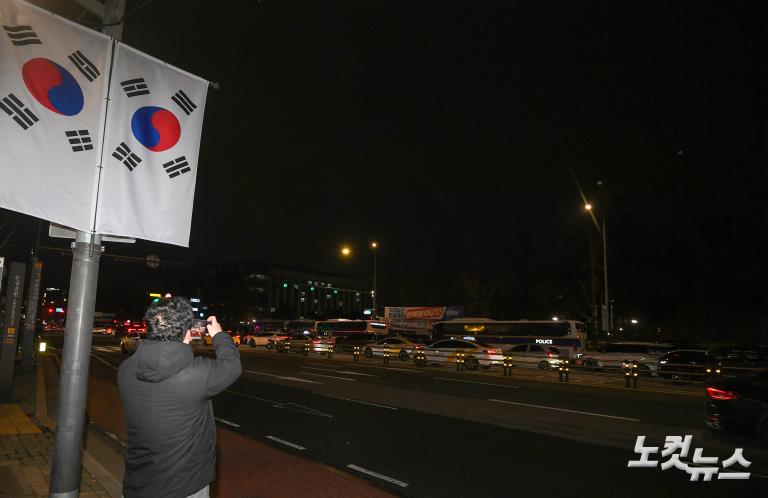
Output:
top-left (602, 213), bottom-right (609, 335)
top-left (371, 242), bottom-right (378, 317)
top-left (49, 1), bottom-right (124, 497)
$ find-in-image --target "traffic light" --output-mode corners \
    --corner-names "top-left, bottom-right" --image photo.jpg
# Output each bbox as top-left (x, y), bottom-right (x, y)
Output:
top-left (282, 282), bottom-right (288, 288)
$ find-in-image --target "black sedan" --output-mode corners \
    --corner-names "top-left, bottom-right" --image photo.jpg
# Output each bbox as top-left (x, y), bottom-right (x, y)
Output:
top-left (705, 372), bottom-right (768, 441)
top-left (657, 349), bottom-right (712, 381)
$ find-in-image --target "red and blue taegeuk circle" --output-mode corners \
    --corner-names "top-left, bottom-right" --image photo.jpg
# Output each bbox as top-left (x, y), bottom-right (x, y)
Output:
top-left (130, 106), bottom-right (181, 152)
top-left (22, 58), bottom-right (84, 116)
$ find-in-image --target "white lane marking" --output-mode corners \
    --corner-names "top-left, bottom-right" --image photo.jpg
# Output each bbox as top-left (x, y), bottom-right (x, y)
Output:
top-left (90, 353), bottom-right (117, 370)
top-left (301, 372), bottom-right (356, 382)
top-left (385, 367), bottom-right (423, 372)
top-left (318, 393), bottom-right (397, 410)
top-left (244, 370), bottom-right (320, 384)
top-left (301, 366), bottom-right (378, 377)
top-left (225, 390), bottom-right (280, 404)
top-left (305, 362), bottom-right (336, 367)
top-left (488, 399), bottom-right (641, 421)
top-left (266, 436), bottom-right (306, 450)
top-left (225, 390), bottom-right (334, 418)
top-left (337, 370), bottom-right (377, 377)
top-left (93, 346), bottom-right (121, 352)
top-left (301, 366), bottom-right (341, 373)
top-left (434, 377), bottom-right (518, 389)
top-left (347, 464), bottom-right (409, 487)
top-left (215, 417), bottom-right (241, 428)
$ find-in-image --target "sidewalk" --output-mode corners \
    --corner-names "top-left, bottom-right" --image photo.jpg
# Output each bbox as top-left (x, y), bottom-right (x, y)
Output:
top-left (1, 352), bottom-right (395, 498)
top-left (0, 367), bottom-right (109, 498)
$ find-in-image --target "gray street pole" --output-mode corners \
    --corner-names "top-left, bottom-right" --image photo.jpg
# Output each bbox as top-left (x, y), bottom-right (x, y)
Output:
top-left (372, 247), bottom-right (377, 317)
top-left (0, 262), bottom-right (27, 402)
top-left (602, 215), bottom-right (609, 335)
top-left (20, 257), bottom-right (42, 371)
top-left (49, 1), bottom-right (123, 496)
top-left (49, 233), bottom-right (102, 498)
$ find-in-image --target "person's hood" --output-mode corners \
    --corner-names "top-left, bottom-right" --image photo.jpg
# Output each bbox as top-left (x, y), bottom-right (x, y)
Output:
top-left (134, 339), bottom-right (194, 382)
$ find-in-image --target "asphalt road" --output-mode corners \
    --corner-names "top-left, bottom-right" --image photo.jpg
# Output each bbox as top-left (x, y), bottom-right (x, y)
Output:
top-left (44, 334), bottom-right (768, 497)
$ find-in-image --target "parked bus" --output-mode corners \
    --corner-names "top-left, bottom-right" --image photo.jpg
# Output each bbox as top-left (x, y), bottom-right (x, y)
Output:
top-left (314, 319), bottom-right (388, 336)
top-left (432, 318), bottom-right (586, 358)
top-left (285, 319), bottom-right (315, 334)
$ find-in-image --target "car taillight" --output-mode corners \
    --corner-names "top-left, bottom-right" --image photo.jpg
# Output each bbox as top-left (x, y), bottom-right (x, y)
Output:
top-left (312, 339), bottom-right (321, 344)
top-left (483, 348), bottom-right (501, 354)
top-left (706, 387), bottom-right (739, 400)
top-left (547, 352), bottom-right (555, 358)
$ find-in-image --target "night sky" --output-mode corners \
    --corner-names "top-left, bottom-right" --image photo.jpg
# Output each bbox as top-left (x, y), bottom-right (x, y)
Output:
top-left (2, 1), bottom-right (767, 340)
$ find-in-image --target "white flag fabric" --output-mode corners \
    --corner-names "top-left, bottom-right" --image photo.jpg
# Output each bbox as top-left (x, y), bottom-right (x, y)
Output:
top-left (95, 42), bottom-right (208, 247)
top-left (0, 0), bottom-right (110, 232)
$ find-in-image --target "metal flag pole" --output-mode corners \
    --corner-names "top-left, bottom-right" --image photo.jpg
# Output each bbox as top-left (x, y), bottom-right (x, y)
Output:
top-left (49, 1), bottom-right (124, 496)
top-left (48, 232), bottom-right (102, 498)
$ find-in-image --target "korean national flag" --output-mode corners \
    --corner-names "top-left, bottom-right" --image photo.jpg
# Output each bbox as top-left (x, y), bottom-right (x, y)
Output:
top-left (95, 42), bottom-right (208, 247)
top-left (0, 0), bottom-right (110, 232)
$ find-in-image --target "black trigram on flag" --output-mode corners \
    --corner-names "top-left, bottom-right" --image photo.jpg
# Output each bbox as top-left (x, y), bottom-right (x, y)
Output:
top-left (162, 156), bottom-right (190, 178)
top-left (3, 25), bottom-right (41, 46)
top-left (112, 142), bottom-right (142, 171)
top-left (68, 50), bottom-right (100, 81)
top-left (171, 89), bottom-right (197, 115)
top-left (65, 130), bottom-right (93, 152)
top-left (0, 93), bottom-right (39, 130)
top-left (120, 78), bottom-right (150, 97)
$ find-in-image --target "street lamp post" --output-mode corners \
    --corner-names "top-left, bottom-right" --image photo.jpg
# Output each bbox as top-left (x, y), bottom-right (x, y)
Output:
top-left (586, 203), bottom-right (609, 335)
top-left (371, 242), bottom-right (378, 317)
top-left (339, 243), bottom-right (379, 318)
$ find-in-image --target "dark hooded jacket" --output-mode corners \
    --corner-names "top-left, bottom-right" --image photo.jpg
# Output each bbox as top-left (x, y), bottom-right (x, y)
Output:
top-left (117, 332), bottom-right (241, 498)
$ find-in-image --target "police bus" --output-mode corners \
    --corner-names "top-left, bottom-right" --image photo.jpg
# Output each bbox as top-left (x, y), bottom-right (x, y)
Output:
top-left (314, 318), bottom-right (388, 336)
top-left (431, 318), bottom-right (586, 358)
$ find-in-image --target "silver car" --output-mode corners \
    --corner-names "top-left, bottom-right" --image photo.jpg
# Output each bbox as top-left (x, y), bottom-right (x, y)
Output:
top-left (364, 337), bottom-right (426, 360)
top-left (120, 332), bottom-right (143, 354)
top-left (420, 339), bottom-right (504, 370)
top-left (504, 343), bottom-right (562, 369)
top-left (580, 342), bottom-right (674, 375)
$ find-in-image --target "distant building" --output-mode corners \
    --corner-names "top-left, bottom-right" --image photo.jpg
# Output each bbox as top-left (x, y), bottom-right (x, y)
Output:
top-left (242, 263), bottom-right (371, 319)
top-left (199, 260), bottom-right (372, 321)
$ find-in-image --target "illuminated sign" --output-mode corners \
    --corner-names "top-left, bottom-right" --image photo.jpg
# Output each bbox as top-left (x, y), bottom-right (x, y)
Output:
top-left (363, 309), bottom-right (372, 315)
top-left (55, 307), bottom-right (64, 313)
top-left (190, 298), bottom-right (201, 303)
top-left (535, 338), bottom-right (553, 345)
top-left (149, 293), bottom-right (162, 298)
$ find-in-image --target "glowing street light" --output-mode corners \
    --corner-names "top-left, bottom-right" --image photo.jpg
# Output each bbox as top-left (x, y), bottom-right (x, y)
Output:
top-left (371, 242), bottom-right (378, 317)
top-left (341, 246), bottom-right (351, 257)
top-left (584, 195), bottom-right (608, 335)
top-left (631, 319), bottom-right (638, 324)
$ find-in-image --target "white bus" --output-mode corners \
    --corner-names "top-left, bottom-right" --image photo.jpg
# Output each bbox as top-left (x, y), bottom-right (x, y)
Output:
top-left (314, 318), bottom-right (388, 336)
top-left (432, 318), bottom-right (586, 358)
